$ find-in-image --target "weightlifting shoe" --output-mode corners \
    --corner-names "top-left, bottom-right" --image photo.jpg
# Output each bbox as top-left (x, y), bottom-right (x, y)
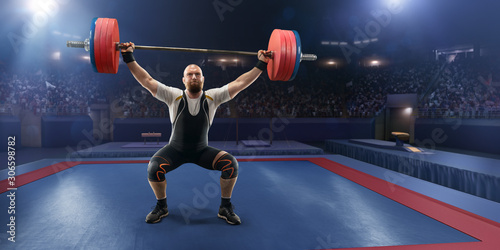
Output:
top-left (218, 204), bottom-right (241, 225)
top-left (145, 204), bottom-right (169, 223)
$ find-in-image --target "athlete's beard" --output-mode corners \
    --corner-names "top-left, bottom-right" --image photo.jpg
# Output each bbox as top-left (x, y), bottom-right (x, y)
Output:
top-left (187, 81), bottom-right (203, 93)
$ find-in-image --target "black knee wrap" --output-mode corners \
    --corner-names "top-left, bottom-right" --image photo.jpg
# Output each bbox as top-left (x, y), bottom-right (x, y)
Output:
top-left (214, 154), bottom-right (238, 179)
top-left (148, 156), bottom-right (171, 182)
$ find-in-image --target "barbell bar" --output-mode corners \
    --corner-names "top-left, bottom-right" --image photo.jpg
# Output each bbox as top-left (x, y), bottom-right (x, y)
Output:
top-left (67, 18), bottom-right (317, 81)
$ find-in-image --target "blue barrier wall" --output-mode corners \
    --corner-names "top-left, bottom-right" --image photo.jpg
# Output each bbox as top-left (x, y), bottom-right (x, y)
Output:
top-left (415, 119), bottom-right (500, 155)
top-left (113, 118), bottom-right (374, 142)
top-left (231, 118), bottom-right (374, 142)
top-left (111, 117), bottom-right (500, 153)
top-left (41, 116), bottom-right (93, 147)
top-left (0, 116), bottom-right (22, 152)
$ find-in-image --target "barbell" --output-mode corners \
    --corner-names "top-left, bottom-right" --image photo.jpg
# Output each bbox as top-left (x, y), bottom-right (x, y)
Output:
top-left (67, 17), bottom-right (317, 81)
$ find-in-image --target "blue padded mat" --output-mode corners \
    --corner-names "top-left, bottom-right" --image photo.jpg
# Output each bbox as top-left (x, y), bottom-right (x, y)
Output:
top-left (0, 160), bottom-right (477, 249)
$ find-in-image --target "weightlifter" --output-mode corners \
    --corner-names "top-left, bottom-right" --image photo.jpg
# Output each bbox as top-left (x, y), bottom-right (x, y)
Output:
top-left (120, 42), bottom-right (271, 225)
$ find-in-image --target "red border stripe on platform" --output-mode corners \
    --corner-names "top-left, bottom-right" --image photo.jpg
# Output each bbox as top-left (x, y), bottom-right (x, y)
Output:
top-left (308, 157), bottom-right (500, 250)
top-left (240, 157), bottom-right (500, 250)
top-left (0, 160), bottom-right (148, 192)
top-left (1, 157), bottom-right (500, 250)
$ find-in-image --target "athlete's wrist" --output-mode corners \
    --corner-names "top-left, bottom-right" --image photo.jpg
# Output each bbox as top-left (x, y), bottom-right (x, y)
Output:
top-left (121, 52), bottom-right (135, 64)
top-left (255, 60), bottom-right (267, 71)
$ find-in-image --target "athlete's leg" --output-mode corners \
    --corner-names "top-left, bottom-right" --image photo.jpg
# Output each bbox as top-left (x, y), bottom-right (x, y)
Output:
top-left (197, 147), bottom-right (241, 225)
top-left (148, 180), bottom-right (167, 200)
top-left (198, 147), bottom-right (239, 197)
top-left (212, 151), bottom-right (238, 198)
top-left (220, 176), bottom-right (237, 198)
top-left (145, 145), bottom-right (184, 223)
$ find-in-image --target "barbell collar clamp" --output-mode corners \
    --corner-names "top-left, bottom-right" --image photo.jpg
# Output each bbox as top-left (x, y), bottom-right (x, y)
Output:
top-left (67, 38), bottom-right (90, 52)
top-left (301, 53), bottom-right (317, 62)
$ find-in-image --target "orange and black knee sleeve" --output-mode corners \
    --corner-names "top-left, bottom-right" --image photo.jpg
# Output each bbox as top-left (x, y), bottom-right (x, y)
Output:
top-left (147, 156), bottom-right (171, 182)
top-left (214, 154), bottom-right (238, 179)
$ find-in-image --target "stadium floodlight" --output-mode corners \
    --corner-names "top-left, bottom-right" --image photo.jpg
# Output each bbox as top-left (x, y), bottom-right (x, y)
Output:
top-left (386, 0), bottom-right (403, 8)
top-left (52, 51), bottom-right (60, 60)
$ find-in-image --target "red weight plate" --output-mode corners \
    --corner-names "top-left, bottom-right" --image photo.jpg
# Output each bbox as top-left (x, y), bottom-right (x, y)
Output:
top-left (267, 29), bottom-right (287, 81)
top-left (104, 18), bottom-right (115, 74)
top-left (281, 30), bottom-right (296, 81)
top-left (101, 18), bottom-right (120, 74)
top-left (266, 29), bottom-right (279, 80)
top-left (282, 30), bottom-right (297, 82)
top-left (277, 29), bottom-right (291, 81)
top-left (276, 30), bottom-right (289, 81)
top-left (102, 18), bottom-right (118, 74)
top-left (99, 18), bottom-right (110, 73)
top-left (108, 18), bottom-right (120, 74)
top-left (113, 19), bottom-right (120, 73)
top-left (93, 18), bottom-right (104, 73)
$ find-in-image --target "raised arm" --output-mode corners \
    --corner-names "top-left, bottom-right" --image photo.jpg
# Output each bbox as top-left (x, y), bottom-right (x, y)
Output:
top-left (227, 50), bottom-right (271, 99)
top-left (121, 42), bottom-right (159, 96)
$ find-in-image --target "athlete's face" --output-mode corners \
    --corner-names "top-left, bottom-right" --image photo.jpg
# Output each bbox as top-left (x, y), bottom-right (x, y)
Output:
top-left (183, 65), bottom-right (204, 93)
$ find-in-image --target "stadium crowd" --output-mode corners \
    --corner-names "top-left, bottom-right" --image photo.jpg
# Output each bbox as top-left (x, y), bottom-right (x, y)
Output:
top-left (0, 68), bottom-right (107, 115)
top-left (419, 57), bottom-right (500, 118)
top-left (1, 56), bottom-right (499, 118)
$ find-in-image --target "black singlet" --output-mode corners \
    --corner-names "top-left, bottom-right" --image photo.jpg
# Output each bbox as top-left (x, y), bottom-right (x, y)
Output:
top-left (168, 91), bottom-right (210, 152)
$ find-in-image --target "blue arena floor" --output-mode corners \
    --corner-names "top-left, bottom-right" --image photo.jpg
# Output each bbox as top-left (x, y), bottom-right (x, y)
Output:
top-left (2, 155), bottom-right (500, 249)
